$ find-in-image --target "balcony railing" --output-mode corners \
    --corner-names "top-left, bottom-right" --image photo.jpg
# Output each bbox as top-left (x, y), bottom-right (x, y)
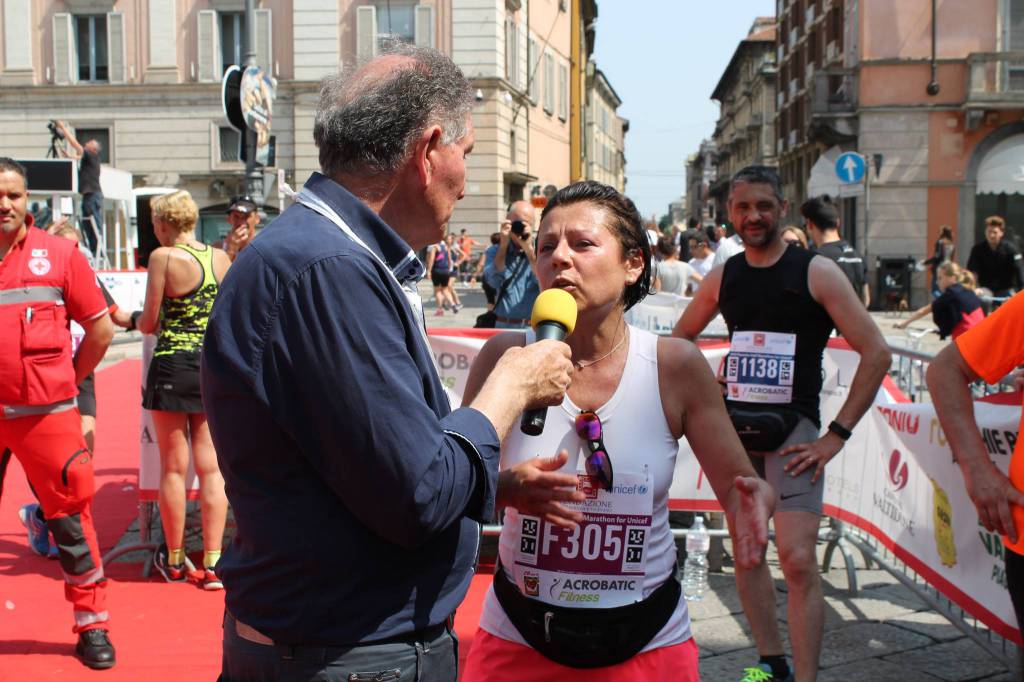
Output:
top-left (811, 68), bottom-right (856, 115)
top-left (966, 52), bottom-right (1024, 107)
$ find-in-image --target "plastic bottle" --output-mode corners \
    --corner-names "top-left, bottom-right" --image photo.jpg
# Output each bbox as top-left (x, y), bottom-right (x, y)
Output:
top-left (682, 515), bottom-right (710, 601)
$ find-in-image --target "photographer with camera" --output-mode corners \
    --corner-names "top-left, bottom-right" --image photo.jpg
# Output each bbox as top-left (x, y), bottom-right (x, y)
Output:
top-left (483, 201), bottom-right (540, 329)
top-left (54, 121), bottom-right (103, 258)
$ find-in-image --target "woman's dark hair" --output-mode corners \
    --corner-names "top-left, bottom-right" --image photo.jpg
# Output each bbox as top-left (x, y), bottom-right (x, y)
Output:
top-left (541, 180), bottom-right (652, 310)
top-left (490, 231), bottom-right (501, 245)
top-left (655, 236), bottom-right (677, 258)
top-left (800, 194), bottom-right (840, 230)
top-left (939, 225), bottom-right (954, 241)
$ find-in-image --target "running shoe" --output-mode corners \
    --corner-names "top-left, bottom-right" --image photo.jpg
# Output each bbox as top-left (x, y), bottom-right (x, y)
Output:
top-left (18, 503), bottom-right (50, 556)
top-left (434, 308), bottom-right (444, 316)
top-left (739, 664), bottom-right (792, 682)
top-left (153, 543), bottom-right (188, 582)
top-left (452, 304), bottom-right (462, 314)
top-left (201, 567), bottom-right (224, 591)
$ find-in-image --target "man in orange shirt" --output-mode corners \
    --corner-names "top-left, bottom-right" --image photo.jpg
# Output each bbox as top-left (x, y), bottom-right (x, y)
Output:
top-left (927, 291), bottom-right (1024, 635)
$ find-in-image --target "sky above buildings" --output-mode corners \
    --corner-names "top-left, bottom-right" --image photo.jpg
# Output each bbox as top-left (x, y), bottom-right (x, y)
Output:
top-left (592, 0), bottom-right (775, 221)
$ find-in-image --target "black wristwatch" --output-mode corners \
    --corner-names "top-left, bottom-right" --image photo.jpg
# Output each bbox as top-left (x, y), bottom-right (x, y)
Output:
top-left (828, 420), bottom-right (853, 441)
top-left (128, 310), bottom-right (142, 332)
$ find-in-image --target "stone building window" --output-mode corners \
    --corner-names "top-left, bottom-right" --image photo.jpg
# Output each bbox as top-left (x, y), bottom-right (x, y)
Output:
top-left (76, 15), bottom-right (107, 82)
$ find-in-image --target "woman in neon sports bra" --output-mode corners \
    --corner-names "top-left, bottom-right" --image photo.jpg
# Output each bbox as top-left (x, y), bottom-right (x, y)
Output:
top-left (462, 181), bottom-right (774, 681)
top-left (134, 190), bottom-right (232, 590)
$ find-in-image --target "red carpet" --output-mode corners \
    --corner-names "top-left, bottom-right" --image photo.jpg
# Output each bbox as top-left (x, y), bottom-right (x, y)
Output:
top-left (0, 359), bottom-right (487, 680)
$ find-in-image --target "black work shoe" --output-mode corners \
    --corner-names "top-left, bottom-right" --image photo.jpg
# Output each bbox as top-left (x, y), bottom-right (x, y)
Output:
top-left (76, 628), bottom-right (116, 669)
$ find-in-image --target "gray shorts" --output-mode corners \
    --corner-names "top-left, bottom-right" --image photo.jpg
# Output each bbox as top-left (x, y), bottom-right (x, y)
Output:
top-left (748, 417), bottom-right (824, 515)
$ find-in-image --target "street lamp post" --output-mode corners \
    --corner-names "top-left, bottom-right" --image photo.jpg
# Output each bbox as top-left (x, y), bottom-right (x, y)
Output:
top-left (243, 0), bottom-right (264, 205)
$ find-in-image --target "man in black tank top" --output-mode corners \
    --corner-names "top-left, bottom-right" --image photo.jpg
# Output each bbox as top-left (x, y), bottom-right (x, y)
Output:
top-left (802, 194), bottom-right (870, 308)
top-left (672, 166), bottom-right (891, 682)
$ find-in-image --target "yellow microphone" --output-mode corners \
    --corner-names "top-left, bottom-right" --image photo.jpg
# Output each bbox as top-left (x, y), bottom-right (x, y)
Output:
top-left (521, 288), bottom-right (578, 436)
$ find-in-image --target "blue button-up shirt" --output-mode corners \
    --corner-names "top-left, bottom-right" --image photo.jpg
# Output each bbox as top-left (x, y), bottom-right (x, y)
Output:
top-left (201, 172), bottom-right (500, 645)
top-left (483, 246), bottom-right (540, 320)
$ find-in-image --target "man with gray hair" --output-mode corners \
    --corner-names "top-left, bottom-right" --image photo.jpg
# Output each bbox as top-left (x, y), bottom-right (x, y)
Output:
top-left (201, 45), bottom-right (574, 681)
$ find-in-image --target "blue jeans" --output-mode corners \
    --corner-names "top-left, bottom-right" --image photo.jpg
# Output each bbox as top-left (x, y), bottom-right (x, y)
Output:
top-left (219, 611), bottom-right (458, 682)
top-left (80, 192), bottom-right (103, 255)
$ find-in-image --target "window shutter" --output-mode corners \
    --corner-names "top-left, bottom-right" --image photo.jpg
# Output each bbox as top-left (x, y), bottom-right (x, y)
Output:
top-left (527, 37), bottom-right (538, 100)
top-left (356, 5), bottom-right (378, 61)
top-left (255, 9), bottom-right (272, 71)
top-left (4, 0), bottom-right (32, 71)
top-left (558, 62), bottom-right (568, 120)
top-left (52, 13), bottom-right (75, 84)
top-left (197, 10), bottom-right (218, 82)
top-left (414, 5), bottom-right (434, 48)
top-left (107, 12), bottom-right (126, 83)
top-left (543, 52), bottom-right (554, 113)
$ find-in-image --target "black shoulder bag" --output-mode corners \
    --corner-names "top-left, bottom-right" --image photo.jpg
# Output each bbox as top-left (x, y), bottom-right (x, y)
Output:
top-left (474, 255), bottom-right (527, 329)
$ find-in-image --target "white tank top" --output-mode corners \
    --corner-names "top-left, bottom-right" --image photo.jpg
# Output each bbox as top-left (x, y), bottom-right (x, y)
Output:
top-left (477, 325), bottom-right (692, 652)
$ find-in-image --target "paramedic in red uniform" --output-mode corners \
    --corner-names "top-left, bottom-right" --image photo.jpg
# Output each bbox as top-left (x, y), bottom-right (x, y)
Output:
top-left (0, 158), bottom-right (116, 669)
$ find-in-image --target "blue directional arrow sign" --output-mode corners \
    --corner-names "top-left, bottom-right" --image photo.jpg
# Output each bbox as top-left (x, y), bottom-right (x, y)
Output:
top-left (835, 152), bottom-right (866, 184)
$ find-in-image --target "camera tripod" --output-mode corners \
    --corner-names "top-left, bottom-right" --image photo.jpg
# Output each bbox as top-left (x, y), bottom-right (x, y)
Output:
top-left (46, 134), bottom-right (63, 159)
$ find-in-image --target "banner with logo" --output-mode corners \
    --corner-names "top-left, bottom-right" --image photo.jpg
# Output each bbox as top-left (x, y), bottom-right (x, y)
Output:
top-left (624, 292), bottom-right (729, 337)
top-left (133, 326), bottom-right (1021, 640)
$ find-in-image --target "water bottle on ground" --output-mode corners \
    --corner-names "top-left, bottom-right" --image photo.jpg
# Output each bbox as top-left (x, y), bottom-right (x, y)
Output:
top-left (682, 514), bottom-right (710, 601)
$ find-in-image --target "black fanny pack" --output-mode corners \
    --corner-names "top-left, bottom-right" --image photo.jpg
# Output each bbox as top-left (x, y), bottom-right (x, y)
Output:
top-left (727, 406), bottom-right (802, 452)
top-left (492, 563), bottom-right (681, 668)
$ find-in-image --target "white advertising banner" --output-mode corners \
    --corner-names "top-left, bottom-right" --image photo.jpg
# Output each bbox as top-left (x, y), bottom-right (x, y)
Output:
top-left (624, 292), bottom-right (729, 337)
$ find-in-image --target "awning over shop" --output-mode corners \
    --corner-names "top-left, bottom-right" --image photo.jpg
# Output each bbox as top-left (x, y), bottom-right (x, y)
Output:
top-left (977, 134), bottom-right (1024, 195)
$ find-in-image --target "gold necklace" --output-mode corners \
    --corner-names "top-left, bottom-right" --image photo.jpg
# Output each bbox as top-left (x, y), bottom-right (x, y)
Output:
top-left (574, 326), bottom-right (627, 371)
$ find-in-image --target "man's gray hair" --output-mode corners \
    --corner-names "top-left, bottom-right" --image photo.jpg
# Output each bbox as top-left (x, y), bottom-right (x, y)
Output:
top-left (313, 42), bottom-right (473, 179)
top-left (730, 165), bottom-right (784, 202)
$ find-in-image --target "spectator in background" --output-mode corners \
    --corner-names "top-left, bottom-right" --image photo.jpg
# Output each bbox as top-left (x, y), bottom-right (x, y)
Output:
top-left (49, 223), bottom-right (132, 452)
top-left (802, 194), bottom-right (870, 308)
top-left (712, 223), bottom-right (745, 267)
top-left (895, 262), bottom-right (984, 340)
top-left (967, 216), bottom-right (1024, 298)
top-left (646, 221), bottom-right (661, 248)
top-left (475, 232), bottom-right (501, 311)
top-left (222, 196), bottom-right (259, 262)
top-left (458, 228), bottom-right (477, 284)
top-left (485, 200), bottom-right (540, 329)
top-left (55, 121), bottom-right (103, 257)
top-left (654, 237), bottom-right (702, 296)
top-left (927, 291), bottom-right (1024, 642)
top-left (134, 190), bottom-right (231, 590)
top-left (707, 223), bottom-right (726, 252)
top-left (688, 233), bottom-right (716, 280)
top-left (923, 225), bottom-right (957, 298)
top-left (782, 225), bottom-right (809, 249)
top-left (445, 232), bottom-right (464, 310)
top-left (426, 234), bottom-right (460, 315)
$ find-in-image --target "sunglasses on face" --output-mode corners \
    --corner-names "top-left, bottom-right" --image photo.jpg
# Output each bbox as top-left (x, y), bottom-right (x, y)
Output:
top-left (784, 238), bottom-right (802, 247)
top-left (574, 411), bottom-right (614, 492)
